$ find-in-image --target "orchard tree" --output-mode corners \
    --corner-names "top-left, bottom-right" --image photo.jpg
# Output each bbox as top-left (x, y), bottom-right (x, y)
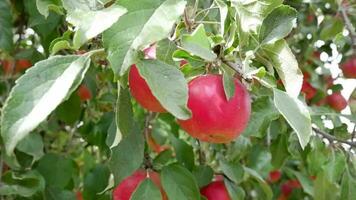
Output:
top-left (0, 0), bottom-right (355, 199)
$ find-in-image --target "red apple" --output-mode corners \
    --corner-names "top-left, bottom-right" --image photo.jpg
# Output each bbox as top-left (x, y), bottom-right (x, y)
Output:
top-left (76, 191), bottom-right (83, 200)
top-left (327, 92), bottom-right (347, 111)
top-left (128, 65), bottom-right (166, 112)
top-left (177, 74), bottom-right (251, 143)
top-left (201, 181), bottom-right (231, 200)
top-left (15, 59), bottom-right (32, 72)
top-left (340, 57), bottom-right (356, 78)
top-left (324, 75), bottom-right (334, 88)
top-left (281, 182), bottom-right (293, 196)
top-left (286, 179), bottom-right (301, 188)
top-left (301, 81), bottom-right (317, 100)
top-left (307, 14), bottom-right (315, 23)
top-left (268, 170), bottom-right (281, 183)
top-left (143, 44), bottom-right (156, 60)
top-left (112, 169), bottom-right (167, 200)
top-left (1, 60), bottom-right (14, 75)
top-left (78, 85), bottom-right (92, 101)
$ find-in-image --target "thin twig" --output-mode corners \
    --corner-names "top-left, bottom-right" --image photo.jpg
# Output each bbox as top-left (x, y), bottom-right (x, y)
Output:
top-left (312, 127), bottom-right (356, 148)
top-left (339, 2), bottom-right (356, 53)
top-left (143, 112), bottom-right (158, 169)
top-left (221, 59), bottom-right (252, 82)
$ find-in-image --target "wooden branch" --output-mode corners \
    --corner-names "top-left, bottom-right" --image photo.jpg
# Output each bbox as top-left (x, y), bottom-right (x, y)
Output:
top-left (312, 127), bottom-right (356, 148)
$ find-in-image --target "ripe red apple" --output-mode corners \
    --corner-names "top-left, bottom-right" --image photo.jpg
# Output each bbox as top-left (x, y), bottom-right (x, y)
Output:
top-left (1, 60), bottom-right (14, 75)
top-left (128, 65), bottom-right (166, 112)
top-left (327, 92), bottom-right (347, 111)
top-left (268, 170), bottom-right (281, 183)
top-left (340, 57), bottom-right (356, 78)
top-left (78, 85), bottom-right (92, 101)
top-left (112, 169), bottom-right (167, 200)
top-left (281, 182), bottom-right (293, 196)
top-left (201, 181), bottom-right (231, 200)
top-left (177, 74), bottom-right (251, 143)
top-left (301, 81), bottom-right (317, 100)
top-left (15, 59), bottom-right (32, 72)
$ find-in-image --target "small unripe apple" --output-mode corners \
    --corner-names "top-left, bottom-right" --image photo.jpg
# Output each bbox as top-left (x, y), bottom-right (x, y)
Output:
top-left (327, 92), bottom-right (347, 111)
top-left (268, 170), bottom-right (281, 183)
top-left (113, 169), bottom-right (167, 200)
top-left (78, 85), bottom-right (92, 101)
top-left (340, 57), bottom-right (356, 78)
top-left (201, 181), bottom-right (231, 200)
top-left (128, 65), bottom-right (166, 112)
top-left (178, 74), bottom-right (251, 143)
top-left (15, 59), bottom-right (32, 72)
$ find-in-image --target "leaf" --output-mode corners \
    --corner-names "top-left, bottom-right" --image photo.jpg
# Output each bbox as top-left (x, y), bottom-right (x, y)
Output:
top-left (192, 165), bottom-right (214, 187)
top-left (270, 133), bottom-right (288, 168)
top-left (109, 130), bottom-right (144, 184)
top-left (83, 165), bottom-right (111, 200)
top-left (222, 70), bottom-right (236, 100)
top-left (0, 171), bottom-right (45, 197)
top-left (36, 0), bottom-right (63, 18)
top-left (273, 88), bottom-right (312, 149)
top-left (36, 153), bottom-right (76, 189)
top-left (259, 5), bottom-right (297, 44)
top-left (131, 179), bottom-right (162, 200)
top-left (214, 0), bottom-right (228, 35)
top-left (156, 39), bottom-right (177, 65)
top-left (116, 86), bottom-right (134, 139)
top-left (291, 170), bottom-right (314, 196)
top-left (0, 0), bottom-right (13, 52)
top-left (220, 161), bottom-right (244, 184)
top-left (44, 187), bottom-right (76, 200)
top-left (224, 179), bottom-right (245, 200)
top-left (244, 167), bottom-right (273, 200)
top-left (65, 3), bottom-right (127, 49)
top-left (181, 24), bottom-right (217, 61)
top-left (136, 60), bottom-right (191, 120)
top-left (16, 133), bottom-right (44, 162)
top-left (340, 169), bottom-right (356, 200)
top-left (231, 0), bottom-right (283, 33)
top-left (320, 17), bottom-right (344, 41)
top-left (263, 40), bottom-right (303, 97)
top-left (170, 137), bottom-right (195, 170)
top-left (103, 0), bottom-right (186, 75)
top-left (1, 54), bottom-right (92, 155)
top-left (161, 164), bottom-right (200, 200)
top-left (314, 172), bottom-right (339, 200)
top-left (242, 96), bottom-right (279, 137)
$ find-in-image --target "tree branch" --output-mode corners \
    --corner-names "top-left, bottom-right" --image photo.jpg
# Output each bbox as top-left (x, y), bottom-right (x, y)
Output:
top-left (339, 3), bottom-right (356, 53)
top-left (312, 127), bottom-right (356, 148)
top-left (221, 59), bottom-right (252, 82)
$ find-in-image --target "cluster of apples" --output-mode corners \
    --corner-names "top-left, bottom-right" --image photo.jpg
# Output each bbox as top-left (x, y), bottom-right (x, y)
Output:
top-left (0, 59), bottom-right (32, 75)
top-left (300, 56), bottom-right (356, 112)
top-left (129, 63), bottom-right (251, 143)
top-left (112, 169), bottom-right (231, 200)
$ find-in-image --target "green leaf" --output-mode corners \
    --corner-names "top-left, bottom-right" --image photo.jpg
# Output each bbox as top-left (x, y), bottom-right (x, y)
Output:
top-left (36, 0), bottom-right (63, 18)
top-left (44, 187), bottom-right (76, 200)
top-left (83, 165), bottom-right (111, 200)
top-left (116, 86), bottom-right (134, 139)
top-left (103, 0), bottom-right (186, 75)
top-left (181, 24), bottom-right (217, 61)
top-left (244, 167), bottom-right (273, 200)
top-left (161, 164), bottom-right (200, 200)
top-left (170, 137), bottom-right (195, 170)
top-left (320, 17), bottom-right (344, 41)
top-left (222, 70), bottom-right (236, 100)
top-left (224, 179), bottom-right (245, 200)
top-left (0, 0), bottom-right (13, 52)
top-left (323, 150), bottom-right (346, 182)
top-left (65, 3), bottom-right (127, 49)
top-left (270, 133), bottom-right (288, 168)
top-left (259, 5), bottom-right (297, 44)
top-left (291, 170), bottom-right (314, 196)
top-left (16, 133), bottom-right (44, 162)
top-left (192, 165), bottom-right (214, 187)
top-left (36, 153), bottom-right (76, 189)
top-left (273, 89), bottom-right (311, 149)
top-left (340, 168), bottom-right (356, 200)
top-left (214, 0), bottom-right (228, 35)
top-left (131, 179), bottom-right (162, 200)
top-left (0, 171), bottom-right (45, 197)
top-left (1, 54), bottom-right (92, 155)
top-left (136, 60), bottom-right (191, 120)
top-left (314, 172), bottom-right (339, 200)
top-left (156, 39), bottom-right (177, 65)
top-left (242, 96), bottom-right (279, 137)
top-left (231, 0), bottom-right (283, 33)
top-left (109, 130), bottom-right (144, 184)
top-left (220, 161), bottom-right (244, 184)
top-left (263, 40), bottom-right (303, 97)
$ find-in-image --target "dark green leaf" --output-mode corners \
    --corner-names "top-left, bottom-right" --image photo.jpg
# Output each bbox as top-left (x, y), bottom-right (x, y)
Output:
top-left (116, 86), bottom-right (134, 139)
top-left (0, 0), bottom-right (13, 52)
top-left (224, 179), bottom-right (245, 200)
top-left (170, 137), bottom-right (195, 170)
top-left (220, 161), bottom-right (244, 184)
top-left (131, 179), bottom-right (162, 200)
top-left (244, 167), bottom-right (273, 200)
top-left (270, 133), bottom-right (288, 168)
top-left (83, 165), bottom-right (111, 200)
top-left (222, 70), bottom-right (236, 100)
top-left (192, 165), bottom-right (214, 187)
